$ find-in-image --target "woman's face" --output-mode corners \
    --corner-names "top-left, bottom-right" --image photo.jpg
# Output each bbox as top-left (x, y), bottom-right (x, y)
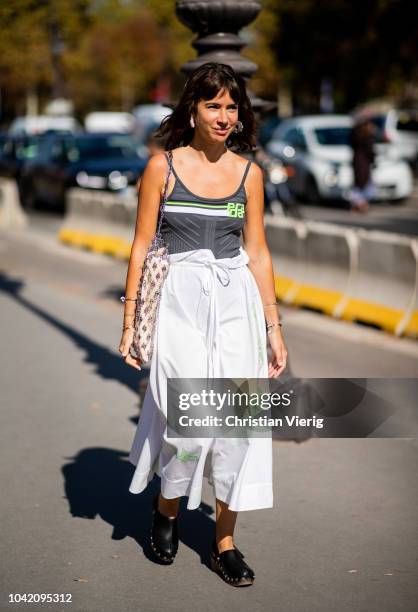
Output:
top-left (194, 88), bottom-right (239, 142)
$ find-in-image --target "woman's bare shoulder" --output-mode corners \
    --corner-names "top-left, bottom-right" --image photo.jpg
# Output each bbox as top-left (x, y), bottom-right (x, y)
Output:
top-left (228, 151), bottom-right (262, 179)
top-left (136, 152), bottom-right (170, 198)
top-left (142, 151), bottom-right (169, 183)
top-left (145, 151), bottom-right (168, 172)
top-left (228, 150), bottom-right (251, 168)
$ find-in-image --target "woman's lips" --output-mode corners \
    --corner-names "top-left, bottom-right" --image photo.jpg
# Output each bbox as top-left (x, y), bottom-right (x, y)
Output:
top-left (213, 127), bottom-right (229, 134)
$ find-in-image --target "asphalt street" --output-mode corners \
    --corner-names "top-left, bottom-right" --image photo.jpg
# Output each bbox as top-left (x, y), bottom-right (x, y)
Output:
top-left (0, 218), bottom-right (417, 612)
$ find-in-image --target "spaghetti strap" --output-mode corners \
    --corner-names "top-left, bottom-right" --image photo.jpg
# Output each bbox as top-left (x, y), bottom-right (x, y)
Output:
top-left (168, 158), bottom-right (180, 181)
top-left (240, 159), bottom-right (252, 187)
top-left (167, 152), bottom-right (186, 188)
top-left (159, 150), bottom-right (173, 202)
top-left (164, 150), bottom-right (172, 166)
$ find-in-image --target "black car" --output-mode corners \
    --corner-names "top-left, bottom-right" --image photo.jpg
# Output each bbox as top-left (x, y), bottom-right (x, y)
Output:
top-left (0, 132), bottom-right (8, 153)
top-left (0, 133), bottom-right (44, 181)
top-left (257, 114), bottom-right (282, 148)
top-left (19, 132), bottom-right (148, 211)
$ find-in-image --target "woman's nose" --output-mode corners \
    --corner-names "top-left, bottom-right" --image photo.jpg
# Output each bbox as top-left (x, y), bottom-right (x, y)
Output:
top-left (218, 110), bottom-right (228, 125)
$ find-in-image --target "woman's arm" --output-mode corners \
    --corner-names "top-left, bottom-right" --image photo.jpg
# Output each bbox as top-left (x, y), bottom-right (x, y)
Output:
top-left (118, 152), bottom-right (168, 369)
top-left (242, 161), bottom-right (287, 378)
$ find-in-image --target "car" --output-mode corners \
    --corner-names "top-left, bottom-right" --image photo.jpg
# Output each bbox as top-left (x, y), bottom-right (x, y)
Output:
top-left (19, 132), bottom-right (148, 211)
top-left (257, 113), bottom-right (282, 148)
top-left (0, 134), bottom-right (47, 206)
top-left (266, 115), bottom-right (413, 204)
top-left (8, 115), bottom-right (82, 136)
top-left (0, 131), bottom-right (7, 150)
top-left (353, 105), bottom-right (418, 171)
top-left (0, 134), bottom-right (45, 181)
top-left (132, 103), bottom-right (173, 141)
top-left (84, 112), bottom-right (138, 134)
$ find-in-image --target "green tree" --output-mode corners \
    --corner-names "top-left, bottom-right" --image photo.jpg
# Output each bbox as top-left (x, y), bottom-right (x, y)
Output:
top-left (0, 0), bottom-right (92, 120)
top-left (269, 0), bottom-right (418, 112)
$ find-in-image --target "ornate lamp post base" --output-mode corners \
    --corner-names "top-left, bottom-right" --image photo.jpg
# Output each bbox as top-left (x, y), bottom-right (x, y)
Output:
top-left (175, 0), bottom-right (274, 113)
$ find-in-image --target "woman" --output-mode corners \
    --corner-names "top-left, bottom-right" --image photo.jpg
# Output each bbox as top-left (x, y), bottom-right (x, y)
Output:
top-left (119, 63), bottom-right (287, 586)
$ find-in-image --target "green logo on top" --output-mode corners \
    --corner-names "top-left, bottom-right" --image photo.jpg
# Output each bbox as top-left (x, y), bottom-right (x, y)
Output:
top-left (227, 202), bottom-right (245, 218)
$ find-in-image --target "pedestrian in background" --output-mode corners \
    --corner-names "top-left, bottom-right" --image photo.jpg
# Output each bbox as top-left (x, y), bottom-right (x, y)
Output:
top-left (349, 117), bottom-right (377, 213)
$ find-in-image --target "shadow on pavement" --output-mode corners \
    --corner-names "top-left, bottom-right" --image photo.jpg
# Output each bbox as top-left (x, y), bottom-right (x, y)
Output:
top-left (62, 447), bottom-right (216, 569)
top-left (0, 269), bottom-right (150, 398)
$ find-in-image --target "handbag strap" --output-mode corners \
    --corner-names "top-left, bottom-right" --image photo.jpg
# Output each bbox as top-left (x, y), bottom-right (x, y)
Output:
top-left (155, 149), bottom-right (173, 238)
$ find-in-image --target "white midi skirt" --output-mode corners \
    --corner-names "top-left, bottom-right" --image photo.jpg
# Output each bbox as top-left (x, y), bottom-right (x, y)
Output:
top-left (128, 247), bottom-right (273, 512)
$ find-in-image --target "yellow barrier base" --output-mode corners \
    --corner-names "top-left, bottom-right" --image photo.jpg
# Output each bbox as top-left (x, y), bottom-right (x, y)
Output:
top-left (292, 283), bottom-right (343, 317)
top-left (274, 275), bottom-right (298, 301)
top-left (58, 229), bottom-right (131, 260)
top-left (341, 299), bottom-right (405, 335)
top-left (56, 233), bottom-right (418, 340)
top-left (274, 275), bottom-right (417, 339)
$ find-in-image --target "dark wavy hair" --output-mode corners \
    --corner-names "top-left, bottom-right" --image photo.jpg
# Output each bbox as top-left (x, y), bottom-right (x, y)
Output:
top-left (154, 62), bottom-right (257, 152)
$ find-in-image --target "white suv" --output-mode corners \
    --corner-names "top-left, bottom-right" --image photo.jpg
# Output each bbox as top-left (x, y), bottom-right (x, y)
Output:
top-left (266, 115), bottom-right (413, 204)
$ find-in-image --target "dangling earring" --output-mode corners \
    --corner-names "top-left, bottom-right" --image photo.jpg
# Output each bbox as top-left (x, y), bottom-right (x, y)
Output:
top-left (190, 116), bottom-right (195, 128)
top-left (233, 120), bottom-right (243, 133)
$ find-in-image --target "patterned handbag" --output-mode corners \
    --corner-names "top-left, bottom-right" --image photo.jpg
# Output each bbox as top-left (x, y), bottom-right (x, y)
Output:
top-left (130, 149), bottom-right (173, 363)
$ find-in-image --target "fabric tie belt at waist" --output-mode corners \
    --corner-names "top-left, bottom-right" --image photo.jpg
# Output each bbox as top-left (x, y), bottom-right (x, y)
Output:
top-left (169, 248), bottom-right (250, 377)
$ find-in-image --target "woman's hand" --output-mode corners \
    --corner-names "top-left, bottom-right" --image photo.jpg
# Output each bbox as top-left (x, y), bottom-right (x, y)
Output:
top-left (119, 329), bottom-right (142, 371)
top-left (267, 328), bottom-right (287, 378)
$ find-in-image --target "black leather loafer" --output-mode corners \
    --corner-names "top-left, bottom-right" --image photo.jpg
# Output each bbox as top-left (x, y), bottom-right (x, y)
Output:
top-left (209, 538), bottom-right (255, 586)
top-left (150, 494), bottom-right (179, 564)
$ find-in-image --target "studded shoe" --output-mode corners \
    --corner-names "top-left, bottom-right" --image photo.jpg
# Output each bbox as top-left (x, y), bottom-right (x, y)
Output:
top-left (209, 538), bottom-right (255, 586)
top-left (150, 494), bottom-right (179, 564)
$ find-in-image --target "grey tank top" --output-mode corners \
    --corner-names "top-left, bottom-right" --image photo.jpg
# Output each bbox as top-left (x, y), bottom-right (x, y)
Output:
top-left (160, 153), bottom-right (252, 259)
